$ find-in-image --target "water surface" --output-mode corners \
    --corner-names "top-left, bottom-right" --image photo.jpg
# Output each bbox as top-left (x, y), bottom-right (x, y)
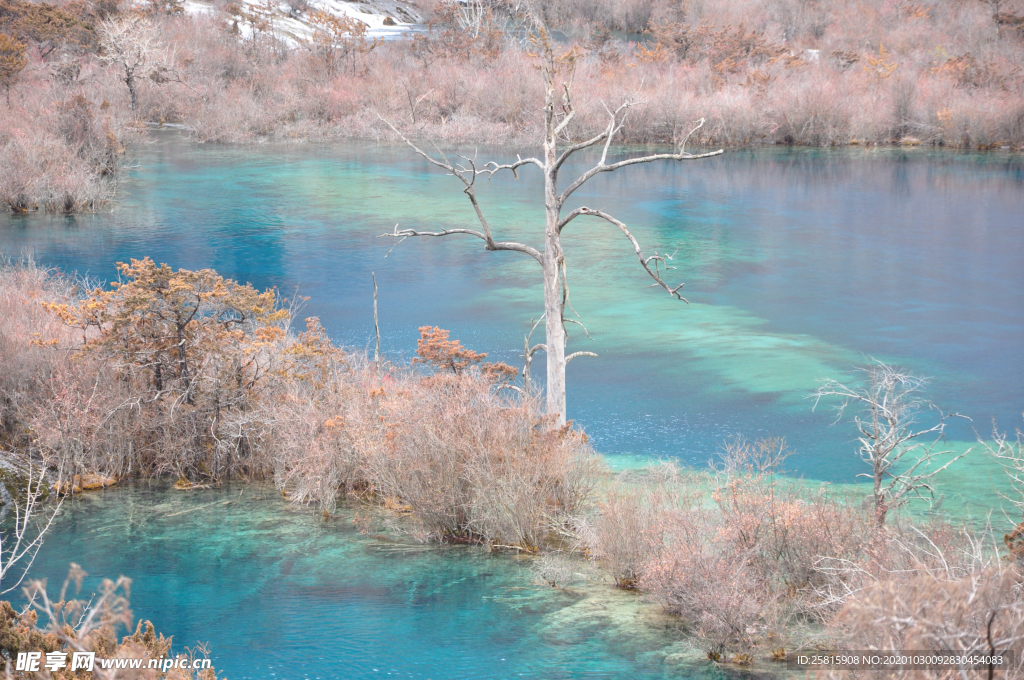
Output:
top-left (5, 137), bottom-right (1022, 677)
top-left (28, 484), bottom-right (709, 679)
top-left (2, 137), bottom-right (1020, 492)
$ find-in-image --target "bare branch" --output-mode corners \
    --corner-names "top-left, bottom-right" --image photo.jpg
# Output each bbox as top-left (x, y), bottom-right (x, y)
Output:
top-left (558, 118), bottom-right (723, 207)
top-left (552, 130), bottom-right (611, 172)
top-left (378, 224), bottom-right (543, 264)
top-left (483, 154), bottom-right (545, 179)
top-left (556, 208), bottom-right (689, 301)
top-left (812, 361), bottom-right (970, 526)
top-left (378, 118), bottom-right (544, 265)
top-left (566, 351), bottom-right (597, 362)
top-left (552, 83), bottom-right (575, 137)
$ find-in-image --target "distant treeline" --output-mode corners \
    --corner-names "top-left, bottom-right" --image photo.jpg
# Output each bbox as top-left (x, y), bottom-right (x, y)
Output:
top-left (1, 0), bottom-right (1023, 212)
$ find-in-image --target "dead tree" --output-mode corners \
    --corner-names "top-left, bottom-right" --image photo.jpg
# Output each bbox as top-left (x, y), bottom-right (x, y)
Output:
top-left (381, 25), bottom-right (722, 425)
top-left (0, 460), bottom-right (62, 594)
top-left (813, 361), bottom-right (969, 527)
top-left (980, 414), bottom-right (1024, 517)
top-left (98, 16), bottom-right (160, 111)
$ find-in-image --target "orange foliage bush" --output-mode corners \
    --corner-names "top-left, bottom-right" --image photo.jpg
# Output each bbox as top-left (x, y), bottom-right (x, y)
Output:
top-left (0, 259), bottom-right (599, 550)
top-left (0, 565), bottom-right (219, 679)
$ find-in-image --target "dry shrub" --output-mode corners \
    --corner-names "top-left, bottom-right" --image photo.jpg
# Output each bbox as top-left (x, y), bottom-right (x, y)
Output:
top-left (0, 258), bottom-right (92, 455)
top-left (587, 462), bottom-right (686, 589)
top-left (2, 0), bottom-right (1024, 215)
top-left (3, 0), bottom-right (1022, 212)
top-left (644, 504), bottom-right (777, 659)
top-left (28, 257), bottom-right (290, 481)
top-left (811, 417), bottom-right (1024, 678)
top-left (0, 260), bottom-right (601, 551)
top-left (0, 121), bottom-right (118, 213)
top-left (637, 438), bottom-right (873, 656)
top-left (5, 261), bottom-right (1024, 666)
top-left (0, 564), bottom-right (219, 679)
top-left (833, 560), bottom-right (1024, 679)
top-left (621, 437), bottom-right (1020, 663)
top-left (264, 323), bottom-right (599, 551)
top-left (363, 373), bottom-right (599, 548)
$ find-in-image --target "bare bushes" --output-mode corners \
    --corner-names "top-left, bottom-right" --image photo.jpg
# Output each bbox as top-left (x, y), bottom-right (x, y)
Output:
top-left (0, 260), bottom-right (602, 551)
top-left (583, 434), bottom-right (1024, 666)
top-left (628, 439), bottom-right (873, 657)
top-left (0, 0), bottom-right (136, 214)
top-left (586, 463), bottom-right (686, 589)
top-left (535, 0), bottom-right (656, 33)
top-left (834, 549), bottom-right (1024, 679)
top-left (0, 258), bottom-right (84, 455)
top-left (0, 121), bottom-right (117, 213)
top-left (265, 327), bottom-right (601, 550)
top-left (1, 0), bottom-right (1022, 202)
top-left (364, 374), bottom-right (598, 548)
top-left (0, 60), bottom-right (130, 213)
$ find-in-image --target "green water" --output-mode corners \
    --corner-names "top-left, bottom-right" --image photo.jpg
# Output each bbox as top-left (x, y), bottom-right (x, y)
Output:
top-left (4, 140), bottom-right (1021, 496)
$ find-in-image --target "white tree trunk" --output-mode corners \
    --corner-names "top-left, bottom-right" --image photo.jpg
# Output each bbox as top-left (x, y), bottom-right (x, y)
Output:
top-left (381, 35), bottom-right (722, 429)
top-left (543, 92), bottom-right (567, 425)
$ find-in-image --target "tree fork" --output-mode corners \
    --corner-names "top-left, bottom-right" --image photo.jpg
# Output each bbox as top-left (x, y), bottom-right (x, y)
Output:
top-left (380, 18), bottom-right (722, 426)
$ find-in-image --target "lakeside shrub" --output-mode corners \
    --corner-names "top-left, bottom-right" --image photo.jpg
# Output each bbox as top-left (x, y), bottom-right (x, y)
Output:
top-left (0, 260), bottom-right (601, 551)
top-left (0, 564), bottom-right (219, 679)
top-left (587, 436), bottom-right (1024, 665)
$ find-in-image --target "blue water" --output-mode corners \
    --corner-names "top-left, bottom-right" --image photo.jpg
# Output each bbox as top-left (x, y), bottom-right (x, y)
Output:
top-left (2, 137), bottom-right (1021, 481)
top-left (27, 484), bottom-right (710, 679)
top-left (5, 136), bottom-right (1023, 678)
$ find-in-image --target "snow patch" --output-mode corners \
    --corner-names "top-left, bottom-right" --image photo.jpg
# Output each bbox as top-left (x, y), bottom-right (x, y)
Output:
top-left (182, 0), bottom-right (421, 45)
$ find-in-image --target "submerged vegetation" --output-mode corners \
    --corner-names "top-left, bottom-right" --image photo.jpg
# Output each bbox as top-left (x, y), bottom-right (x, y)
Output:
top-left (1, 0), bottom-right (1023, 212)
top-left (2, 257), bottom-right (1024, 673)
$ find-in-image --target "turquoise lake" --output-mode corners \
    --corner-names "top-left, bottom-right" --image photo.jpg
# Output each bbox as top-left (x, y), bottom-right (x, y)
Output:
top-left (2, 137), bottom-right (1022, 677)
top-left (28, 484), bottom-right (709, 679)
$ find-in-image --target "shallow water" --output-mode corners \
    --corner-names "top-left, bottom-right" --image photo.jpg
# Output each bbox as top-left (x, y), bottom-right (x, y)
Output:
top-left (26, 483), bottom-right (717, 680)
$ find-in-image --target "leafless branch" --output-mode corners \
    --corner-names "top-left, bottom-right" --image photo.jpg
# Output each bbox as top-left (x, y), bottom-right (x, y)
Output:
top-left (557, 207), bottom-right (689, 301)
top-left (0, 462), bottom-right (63, 595)
top-left (558, 117), bottom-right (723, 207)
top-left (378, 117), bottom-right (544, 265)
top-left (566, 351), bottom-right (597, 362)
top-left (812, 360), bottom-right (971, 526)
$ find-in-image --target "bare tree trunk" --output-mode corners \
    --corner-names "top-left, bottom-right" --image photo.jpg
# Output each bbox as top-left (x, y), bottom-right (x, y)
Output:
top-left (126, 72), bottom-right (138, 111)
top-left (543, 96), bottom-right (567, 422)
top-left (380, 22), bottom-right (722, 428)
top-left (542, 246), bottom-right (566, 422)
